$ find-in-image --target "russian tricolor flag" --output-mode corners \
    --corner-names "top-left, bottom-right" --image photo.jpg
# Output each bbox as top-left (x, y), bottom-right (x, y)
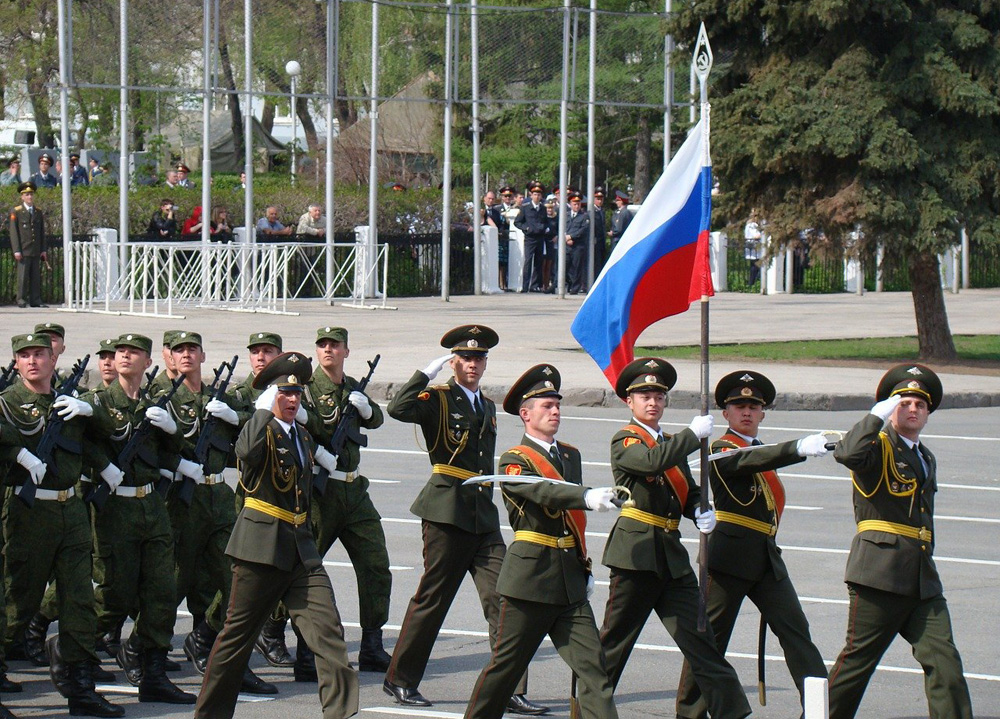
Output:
top-left (572, 119), bottom-right (713, 385)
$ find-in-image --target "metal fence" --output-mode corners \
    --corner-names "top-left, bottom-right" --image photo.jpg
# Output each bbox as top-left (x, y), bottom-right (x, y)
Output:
top-left (0, 234), bottom-right (96, 306)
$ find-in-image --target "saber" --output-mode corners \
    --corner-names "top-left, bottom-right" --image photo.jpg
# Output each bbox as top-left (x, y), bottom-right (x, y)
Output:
top-left (705, 431), bottom-right (844, 463)
top-left (463, 476), bottom-right (635, 508)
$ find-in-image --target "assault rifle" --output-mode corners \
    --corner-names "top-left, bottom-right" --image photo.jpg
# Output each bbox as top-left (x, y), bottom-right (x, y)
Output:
top-left (0, 359), bottom-right (18, 392)
top-left (178, 356), bottom-right (238, 506)
top-left (314, 354), bottom-right (380, 496)
top-left (18, 355), bottom-right (90, 508)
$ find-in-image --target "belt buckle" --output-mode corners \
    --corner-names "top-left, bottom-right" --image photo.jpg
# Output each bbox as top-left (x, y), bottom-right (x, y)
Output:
top-left (769, 525), bottom-right (777, 537)
top-left (136, 486), bottom-right (147, 499)
top-left (918, 527), bottom-right (931, 542)
top-left (556, 536), bottom-right (572, 549)
top-left (345, 471), bottom-right (355, 483)
top-left (57, 490), bottom-right (69, 502)
top-left (204, 475), bottom-right (215, 485)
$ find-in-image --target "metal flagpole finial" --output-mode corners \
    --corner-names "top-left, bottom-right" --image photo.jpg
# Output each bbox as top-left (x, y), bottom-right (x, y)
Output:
top-left (692, 22), bottom-right (713, 83)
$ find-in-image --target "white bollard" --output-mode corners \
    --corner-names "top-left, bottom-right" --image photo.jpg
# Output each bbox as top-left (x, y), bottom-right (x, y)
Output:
top-left (804, 676), bottom-right (829, 718)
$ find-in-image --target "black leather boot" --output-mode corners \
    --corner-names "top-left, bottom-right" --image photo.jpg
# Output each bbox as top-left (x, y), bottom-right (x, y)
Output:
top-left (115, 634), bottom-right (143, 687)
top-left (292, 624), bottom-right (317, 682)
top-left (65, 662), bottom-right (125, 717)
top-left (255, 616), bottom-right (294, 667)
top-left (182, 621), bottom-right (218, 675)
top-left (241, 666), bottom-right (278, 695)
top-left (138, 648), bottom-right (196, 704)
top-left (0, 671), bottom-right (21, 693)
top-left (23, 613), bottom-right (52, 667)
top-left (89, 660), bottom-right (116, 684)
top-left (358, 628), bottom-right (391, 672)
top-left (95, 620), bottom-right (124, 660)
top-left (46, 636), bottom-right (72, 698)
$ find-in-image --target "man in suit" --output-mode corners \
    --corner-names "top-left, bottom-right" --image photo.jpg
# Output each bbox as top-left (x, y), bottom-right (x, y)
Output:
top-left (194, 352), bottom-right (359, 719)
top-left (589, 187), bottom-right (607, 279)
top-left (675, 370), bottom-right (830, 718)
top-left (608, 190), bottom-right (632, 255)
top-left (9, 181), bottom-right (47, 308)
top-left (827, 364), bottom-right (973, 719)
top-left (598, 358), bottom-right (751, 719)
top-left (464, 364), bottom-right (619, 719)
top-left (514, 181), bottom-right (554, 293)
top-left (564, 191), bottom-right (590, 294)
top-left (384, 325), bottom-right (547, 716)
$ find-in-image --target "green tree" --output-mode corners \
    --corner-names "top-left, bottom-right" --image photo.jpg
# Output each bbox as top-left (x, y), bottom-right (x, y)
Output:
top-left (672, 0), bottom-right (1000, 360)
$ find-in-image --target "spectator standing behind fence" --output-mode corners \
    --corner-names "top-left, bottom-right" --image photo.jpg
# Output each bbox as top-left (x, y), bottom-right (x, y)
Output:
top-left (481, 191), bottom-right (506, 290)
top-left (163, 170), bottom-right (179, 190)
top-left (182, 206), bottom-right (205, 236)
top-left (9, 181), bottom-right (47, 308)
top-left (147, 199), bottom-right (178, 239)
top-left (211, 207), bottom-right (234, 243)
top-left (1, 158), bottom-right (21, 186)
top-left (175, 164), bottom-right (195, 189)
top-left (66, 154), bottom-right (88, 187)
top-left (498, 187), bottom-right (519, 292)
top-left (88, 158), bottom-right (101, 183)
top-left (296, 204), bottom-right (326, 238)
top-left (590, 187), bottom-right (607, 275)
top-left (564, 191), bottom-right (590, 295)
top-left (609, 190), bottom-right (633, 256)
top-left (30, 153), bottom-right (58, 189)
top-left (744, 209), bottom-right (764, 286)
top-left (91, 164), bottom-right (116, 187)
top-left (256, 206), bottom-right (294, 238)
top-left (514, 181), bottom-right (552, 293)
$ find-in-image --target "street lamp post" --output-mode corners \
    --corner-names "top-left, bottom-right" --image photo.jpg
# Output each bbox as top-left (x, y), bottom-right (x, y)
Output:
top-left (285, 59), bottom-right (301, 184)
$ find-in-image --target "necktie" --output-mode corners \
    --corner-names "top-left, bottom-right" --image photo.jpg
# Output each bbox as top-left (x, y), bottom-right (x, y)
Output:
top-left (548, 445), bottom-right (564, 475)
top-left (571, 212), bottom-right (576, 219)
top-left (473, 394), bottom-right (484, 423)
top-left (288, 426), bottom-right (302, 468)
top-left (751, 438), bottom-right (762, 446)
top-left (915, 443), bottom-right (930, 478)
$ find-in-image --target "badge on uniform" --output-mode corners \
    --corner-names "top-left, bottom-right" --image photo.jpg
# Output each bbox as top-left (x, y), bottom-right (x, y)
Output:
top-left (506, 464), bottom-right (522, 475)
top-left (623, 437), bottom-right (640, 447)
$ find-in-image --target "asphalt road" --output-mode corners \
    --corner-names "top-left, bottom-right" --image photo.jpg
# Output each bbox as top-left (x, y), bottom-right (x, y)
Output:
top-left (5, 404), bottom-right (999, 718)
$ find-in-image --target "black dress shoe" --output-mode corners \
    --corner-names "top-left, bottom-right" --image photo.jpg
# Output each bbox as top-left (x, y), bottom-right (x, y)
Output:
top-left (0, 674), bottom-right (21, 693)
top-left (507, 694), bottom-right (550, 716)
top-left (382, 679), bottom-right (431, 707)
top-left (240, 667), bottom-right (278, 695)
top-left (16, 302), bottom-right (27, 309)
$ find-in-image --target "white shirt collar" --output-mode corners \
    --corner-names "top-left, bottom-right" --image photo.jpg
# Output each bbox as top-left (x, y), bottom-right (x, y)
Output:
top-left (728, 428), bottom-right (757, 444)
top-left (524, 433), bottom-right (557, 455)
top-left (456, 384), bottom-right (481, 408)
top-left (898, 434), bottom-right (919, 451)
top-left (273, 416), bottom-right (294, 434)
top-left (631, 417), bottom-right (663, 441)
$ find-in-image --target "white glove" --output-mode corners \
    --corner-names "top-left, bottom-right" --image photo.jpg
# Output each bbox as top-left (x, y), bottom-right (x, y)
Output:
top-left (422, 353), bottom-right (455, 381)
top-left (206, 398), bottom-right (238, 425)
top-left (687, 414), bottom-right (714, 439)
top-left (53, 395), bottom-right (93, 420)
top-left (584, 487), bottom-right (617, 512)
top-left (296, 403), bottom-right (308, 424)
top-left (314, 446), bottom-right (340, 476)
top-left (176, 458), bottom-right (204, 481)
top-left (145, 406), bottom-right (177, 435)
top-left (586, 574), bottom-right (595, 600)
top-left (695, 504), bottom-right (717, 534)
top-left (348, 390), bottom-right (373, 420)
top-left (159, 468), bottom-right (176, 480)
top-left (254, 385), bottom-right (279, 411)
top-left (871, 394), bottom-right (902, 421)
top-left (16, 448), bottom-right (47, 486)
top-left (796, 433), bottom-right (830, 457)
top-left (100, 463), bottom-right (125, 490)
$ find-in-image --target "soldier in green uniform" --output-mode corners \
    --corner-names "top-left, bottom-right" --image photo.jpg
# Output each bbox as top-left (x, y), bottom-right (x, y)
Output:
top-left (384, 325), bottom-right (547, 716)
top-left (9, 181), bottom-right (47, 308)
top-left (194, 352), bottom-right (359, 719)
top-left (84, 333), bottom-right (196, 704)
top-left (464, 364), bottom-right (619, 719)
top-left (828, 364), bottom-right (973, 719)
top-left (94, 338), bottom-right (118, 387)
top-left (300, 326), bottom-right (391, 674)
top-left (675, 370), bottom-right (830, 718)
top-left (0, 332), bottom-right (124, 717)
top-left (598, 358), bottom-right (751, 719)
top-left (153, 331), bottom-right (274, 695)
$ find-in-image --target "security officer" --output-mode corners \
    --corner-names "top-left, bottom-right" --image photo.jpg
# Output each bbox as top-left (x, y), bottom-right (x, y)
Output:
top-left (194, 352), bottom-right (359, 719)
top-left (29, 153), bottom-right (58, 188)
top-left (608, 190), bottom-right (632, 255)
top-left (463, 364), bottom-right (619, 719)
top-left (589, 187), bottom-right (607, 275)
top-left (514, 181), bottom-right (554, 293)
top-left (9, 181), bottom-right (47, 308)
top-left (675, 370), bottom-right (830, 718)
top-left (300, 326), bottom-right (391, 674)
top-left (84, 333), bottom-right (196, 704)
top-left (153, 331), bottom-right (274, 695)
top-left (827, 364), bottom-right (973, 719)
top-left (384, 325), bottom-right (547, 716)
top-left (598, 358), bottom-right (751, 719)
top-left (564, 191), bottom-right (590, 294)
top-left (0, 332), bottom-right (124, 717)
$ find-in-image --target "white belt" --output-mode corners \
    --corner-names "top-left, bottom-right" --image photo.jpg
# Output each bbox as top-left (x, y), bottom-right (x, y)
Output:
top-left (195, 474), bottom-right (223, 486)
top-left (35, 487), bottom-right (76, 502)
top-left (115, 483), bottom-right (155, 498)
top-left (330, 469), bottom-right (356, 482)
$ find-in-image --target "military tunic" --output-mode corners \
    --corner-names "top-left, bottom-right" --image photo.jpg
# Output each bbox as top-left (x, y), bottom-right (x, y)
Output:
top-left (385, 371), bottom-right (527, 694)
top-left (598, 422), bottom-right (750, 719)
top-left (303, 368), bottom-right (390, 630)
top-left (464, 438), bottom-right (617, 719)
top-left (8, 203), bottom-right (46, 306)
top-left (827, 415), bottom-right (973, 719)
top-left (675, 433), bottom-right (826, 717)
top-left (194, 409), bottom-right (358, 719)
top-left (0, 382), bottom-right (104, 664)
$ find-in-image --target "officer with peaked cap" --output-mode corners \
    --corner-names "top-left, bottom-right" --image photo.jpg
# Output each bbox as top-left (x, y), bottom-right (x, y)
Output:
top-left (598, 358), bottom-right (751, 719)
top-left (464, 364), bottom-right (619, 719)
top-left (195, 352), bottom-right (359, 719)
top-left (384, 325), bottom-right (548, 715)
top-left (30, 153), bottom-right (57, 188)
top-left (676, 370), bottom-right (829, 718)
top-left (514, 181), bottom-right (555, 293)
top-left (828, 364), bottom-right (972, 719)
top-left (10, 181), bottom-right (47, 307)
top-left (609, 190), bottom-right (633, 255)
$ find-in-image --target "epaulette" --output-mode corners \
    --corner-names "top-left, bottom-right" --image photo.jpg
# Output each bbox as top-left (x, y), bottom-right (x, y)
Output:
top-left (428, 384), bottom-right (449, 391)
top-left (558, 441), bottom-right (578, 452)
top-left (13, 205), bottom-right (22, 211)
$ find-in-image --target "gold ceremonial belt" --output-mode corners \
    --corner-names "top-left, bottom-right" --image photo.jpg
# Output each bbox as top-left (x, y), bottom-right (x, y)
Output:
top-left (432, 464), bottom-right (480, 481)
top-left (620, 507), bottom-right (680, 531)
top-left (513, 530), bottom-right (576, 549)
top-left (857, 520), bottom-right (932, 542)
top-left (245, 497), bottom-right (307, 526)
top-left (716, 511), bottom-right (777, 537)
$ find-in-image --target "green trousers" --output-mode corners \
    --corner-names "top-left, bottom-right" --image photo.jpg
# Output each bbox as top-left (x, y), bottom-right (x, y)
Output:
top-left (3, 494), bottom-right (98, 663)
top-left (828, 583), bottom-right (973, 719)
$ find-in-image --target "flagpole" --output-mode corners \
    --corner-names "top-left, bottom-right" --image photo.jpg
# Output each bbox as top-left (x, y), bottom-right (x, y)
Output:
top-left (693, 22), bottom-right (713, 634)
